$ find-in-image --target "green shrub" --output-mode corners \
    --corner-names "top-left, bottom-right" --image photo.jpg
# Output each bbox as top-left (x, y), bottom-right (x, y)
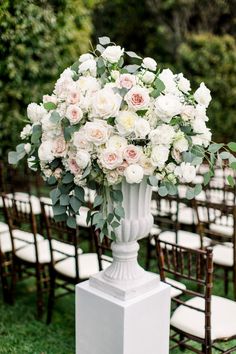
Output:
top-left (177, 34), bottom-right (236, 142)
top-left (0, 0), bottom-right (92, 158)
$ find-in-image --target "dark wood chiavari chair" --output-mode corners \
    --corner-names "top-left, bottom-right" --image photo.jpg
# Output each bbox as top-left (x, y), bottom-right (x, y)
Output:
top-left (41, 201), bottom-right (111, 324)
top-left (2, 193), bottom-right (48, 319)
top-left (155, 236), bottom-right (236, 354)
top-left (146, 193), bottom-right (209, 270)
top-left (194, 200), bottom-right (236, 299)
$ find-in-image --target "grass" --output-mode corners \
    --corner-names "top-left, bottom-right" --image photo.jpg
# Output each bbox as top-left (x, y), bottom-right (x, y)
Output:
top-left (1, 224), bottom-right (236, 353)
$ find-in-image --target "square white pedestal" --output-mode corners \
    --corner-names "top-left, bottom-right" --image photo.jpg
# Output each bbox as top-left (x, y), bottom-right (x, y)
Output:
top-left (76, 280), bottom-right (170, 354)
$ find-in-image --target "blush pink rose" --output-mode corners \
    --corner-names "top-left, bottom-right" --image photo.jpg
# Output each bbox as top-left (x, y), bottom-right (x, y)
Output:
top-left (68, 158), bottom-right (82, 175)
top-left (124, 86), bottom-right (150, 111)
top-left (66, 105), bottom-right (83, 125)
top-left (66, 90), bottom-right (81, 105)
top-left (118, 74), bottom-right (136, 90)
top-left (99, 149), bottom-right (123, 170)
top-left (117, 161), bottom-right (129, 175)
top-left (52, 136), bottom-right (67, 157)
top-left (43, 94), bottom-right (57, 105)
top-left (123, 145), bottom-right (142, 164)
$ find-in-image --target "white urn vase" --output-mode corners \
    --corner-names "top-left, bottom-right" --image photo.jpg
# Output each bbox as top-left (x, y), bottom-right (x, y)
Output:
top-left (90, 178), bottom-right (159, 300)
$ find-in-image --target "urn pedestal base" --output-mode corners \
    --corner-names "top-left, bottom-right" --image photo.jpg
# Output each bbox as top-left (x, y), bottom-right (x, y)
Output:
top-left (76, 280), bottom-right (171, 354)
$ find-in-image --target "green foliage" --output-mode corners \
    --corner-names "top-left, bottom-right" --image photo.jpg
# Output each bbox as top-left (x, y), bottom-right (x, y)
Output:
top-left (92, 0), bottom-right (236, 142)
top-left (177, 34), bottom-right (236, 142)
top-left (0, 0), bottom-right (92, 158)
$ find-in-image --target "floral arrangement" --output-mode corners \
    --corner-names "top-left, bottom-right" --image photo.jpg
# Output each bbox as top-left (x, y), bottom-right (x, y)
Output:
top-left (9, 37), bottom-right (236, 236)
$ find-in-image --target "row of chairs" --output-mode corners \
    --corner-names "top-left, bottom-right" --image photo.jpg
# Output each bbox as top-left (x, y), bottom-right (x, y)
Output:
top-left (0, 194), bottom-right (110, 322)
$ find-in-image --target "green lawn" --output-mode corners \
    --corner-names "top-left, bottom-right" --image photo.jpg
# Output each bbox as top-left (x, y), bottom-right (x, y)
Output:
top-left (1, 234), bottom-right (236, 353)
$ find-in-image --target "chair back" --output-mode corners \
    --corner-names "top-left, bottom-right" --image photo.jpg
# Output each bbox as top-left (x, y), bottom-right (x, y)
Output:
top-left (152, 193), bottom-right (180, 232)
top-left (2, 193), bottom-right (40, 259)
top-left (155, 236), bottom-right (213, 349)
top-left (40, 201), bottom-right (80, 280)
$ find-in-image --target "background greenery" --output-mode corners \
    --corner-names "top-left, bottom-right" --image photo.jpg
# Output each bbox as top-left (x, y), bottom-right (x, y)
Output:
top-left (1, 0), bottom-right (236, 159)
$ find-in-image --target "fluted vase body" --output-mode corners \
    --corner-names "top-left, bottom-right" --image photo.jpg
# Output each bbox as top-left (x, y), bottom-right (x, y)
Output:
top-left (103, 178), bottom-right (153, 284)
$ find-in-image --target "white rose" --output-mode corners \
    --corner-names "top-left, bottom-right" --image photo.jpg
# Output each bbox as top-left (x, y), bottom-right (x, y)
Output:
top-left (79, 53), bottom-right (94, 62)
top-left (20, 124), bottom-right (32, 139)
top-left (24, 143), bottom-right (31, 154)
top-left (116, 111), bottom-right (138, 136)
top-left (101, 45), bottom-right (124, 63)
top-left (41, 114), bottom-right (59, 133)
top-left (194, 82), bottom-right (212, 107)
top-left (195, 104), bottom-right (208, 121)
top-left (106, 135), bottom-right (128, 151)
top-left (181, 105), bottom-right (195, 121)
top-left (177, 73), bottom-right (191, 93)
top-left (142, 57), bottom-right (157, 72)
top-left (79, 59), bottom-right (97, 77)
top-left (134, 118), bottom-right (151, 138)
top-left (139, 155), bottom-right (155, 175)
top-left (149, 124), bottom-right (175, 146)
top-left (118, 73), bottom-right (136, 89)
top-left (151, 145), bottom-right (170, 169)
top-left (84, 120), bottom-right (110, 145)
top-left (173, 131), bottom-right (188, 152)
top-left (192, 118), bottom-right (207, 134)
top-left (73, 129), bottom-right (93, 151)
top-left (27, 103), bottom-right (47, 123)
top-left (165, 162), bottom-right (176, 173)
top-left (106, 170), bottom-right (122, 185)
top-left (76, 76), bottom-right (100, 93)
top-left (154, 94), bottom-right (182, 123)
top-left (38, 141), bottom-right (54, 163)
top-left (111, 70), bottom-right (120, 80)
top-left (124, 164), bottom-right (144, 184)
top-left (141, 71), bottom-right (155, 84)
top-left (76, 149), bottom-right (91, 169)
top-left (66, 105), bottom-right (83, 125)
top-left (159, 69), bottom-right (178, 94)
top-left (99, 149), bottom-right (123, 170)
top-left (92, 88), bottom-right (122, 119)
top-left (124, 86), bottom-right (150, 111)
top-left (174, 162), bottom-right (196, 183)
top-left (192, 128), bottom-right (212, 148)
top-left (54, 70), bottom-right (75, 99)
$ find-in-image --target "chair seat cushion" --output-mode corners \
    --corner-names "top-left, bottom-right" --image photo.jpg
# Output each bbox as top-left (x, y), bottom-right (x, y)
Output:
top-left (0, 232), bottom-right (27, 253)
top-left (213, 243), bottom-right (233, 267)
top-left (0, 229), bottom-right (44, 253)
top-left (209, 223), bottom-right (233, 238)
top-left (165, 277), bottom-right (186, 298)
top-left (150, 225), bottom-right (162, 240)
top-left (159, 230), bottom-right (211, 250)
top-left (15, 239), bottom-right (82, 264)
top-left (0, 221), bottom-right (9, 234)
top-left (54, 253), bottom-right (110, 279)
top-left (171, 295), bottom-right (236, 340)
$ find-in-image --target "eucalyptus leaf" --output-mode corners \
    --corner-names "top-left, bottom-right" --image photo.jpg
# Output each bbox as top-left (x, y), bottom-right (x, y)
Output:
top-left (67, 216), bottom-right (77, 229)
top-left (126, 51), bottom-right (142, 59)
top-left (228, 142), bottom-right (236, 152)
top-left (50, 188), bottom-right (61, 205)
top-left (43, 102), bottom-right (57, 110)
top-left (93, 195), bottom-right (103, 208)
top-left (71, 60), bottom-right (80, 72)
top-left (8, 151), bottom-right (19, 164)
top-left (186, 188), bottom-right (195, 200)
top-left (219, 151), bottom-right (231, 160)
top-left (230, 162), bottom-right (236, 170)
top-left (48, 175), bottom-right (57, 185)
top-left (111, 189), bottom-right (123, 202)
top-left (227, 175), bottom-right (235, 187)
top-left (60, 194), bottom-right (70, 206)
top-left (98, 36), bottom-right (110, 45)
top-left (74, 186), bottom-right (85, 202)
top-left (31, 124), bottom-right (42, 144)
top-left (194, 184), bottom-right (202, 196)
top-left (203, 172), bottom-right (211, 186)
top-left (53, 204), bottom-right (67, 216)
top-left (148, 176), bottom-right (158, 187)
top-left (125, 64), bottom-right (139, 73)
top-left (114, 206), bottom-right (125, 218)
top-left (70, 196), bottom-right (81, 213)
top-left (208, 143), bottom-right (224, 153)
top-left (50, 111), bottom-right (61, 124)
top-left (158, 186), bottom-right (168, 197)
top-left (96, 44), bottom-right (105, 53)
top-left (62, 173), bottom-right (74, 184)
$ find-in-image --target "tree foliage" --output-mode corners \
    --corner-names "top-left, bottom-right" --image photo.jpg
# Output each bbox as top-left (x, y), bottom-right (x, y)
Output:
top-left (92, 0), bottom-right (236, 141)
top-left (0, 0), bottom-right (92, 157)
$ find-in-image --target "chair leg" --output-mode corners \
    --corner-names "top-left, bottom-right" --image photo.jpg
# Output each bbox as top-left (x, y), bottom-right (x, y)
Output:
top-left (224, 268), bottom-right (229, 296)
top-left (145, 236), bottom-right (152, 271)
top-left (36, 268), bottom-right (44, 320)
top-left (47, 268), bottom-right (56, 324)
top-left (202, 344), bottom-right (212, 354)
